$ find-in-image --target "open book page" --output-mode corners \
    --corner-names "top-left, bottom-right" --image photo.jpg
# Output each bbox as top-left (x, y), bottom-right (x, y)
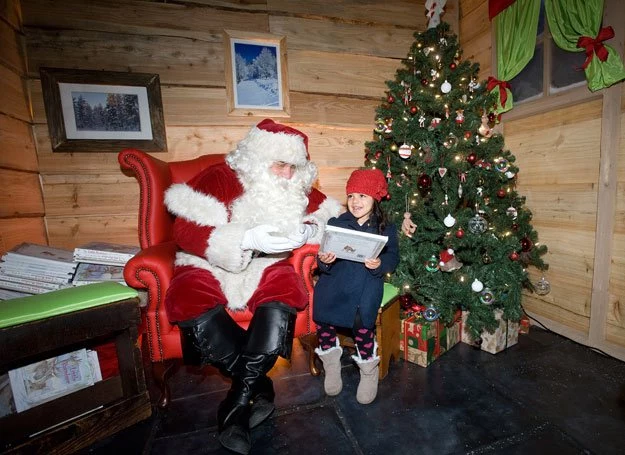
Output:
top-left (320, 225), bottom-right (388, 263)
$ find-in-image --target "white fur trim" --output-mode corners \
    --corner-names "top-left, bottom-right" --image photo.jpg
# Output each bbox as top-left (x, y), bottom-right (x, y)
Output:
top-left (303, 196), bottom-right (343, 243)
top-left (315, 337), bottom-right (342, 356)
top-left (205, 223), bottom-right (252, 273)
top-left (230, 126), bottom-right (308, 168)
top-left (174, 252), bottom-right (286, 311)
top-left (164, 183), bottom-right (228, 226)
top-left (352, 339), bottom-right (379, 363)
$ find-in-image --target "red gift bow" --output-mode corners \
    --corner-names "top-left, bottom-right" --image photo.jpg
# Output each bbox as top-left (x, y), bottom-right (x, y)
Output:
top-left (487, 76), bottom-right (511, 106)
top-left (577, 26), bottom-right (614, 70)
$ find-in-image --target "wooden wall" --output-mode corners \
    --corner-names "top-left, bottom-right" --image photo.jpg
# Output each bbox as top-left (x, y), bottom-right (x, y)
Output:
top-left (18, 0), bottom-right (458, 251)
top-left (459, 0), bottom-right (625, 359)
top-left (0, 0), bottom-right (47, 252)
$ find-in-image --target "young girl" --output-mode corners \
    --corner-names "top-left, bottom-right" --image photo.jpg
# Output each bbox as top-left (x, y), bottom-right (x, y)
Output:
top-left (313, 169), bottom-right (399, 404)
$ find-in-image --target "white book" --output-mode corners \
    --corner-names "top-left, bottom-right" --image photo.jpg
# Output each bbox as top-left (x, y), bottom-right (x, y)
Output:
top-left (0, 274), bottom-right (62, 290)
top-left (0, 266), bottom-right (73, 285)
top-left (8, 348), bottom-right (101, 413)
top-left (319, 225), bottom-right (388, 263)
top-left (71, 262), bottom-right (126, 286)
top-left (3, 243), bottom-right (77, 270)
top-left (0, 288), bottom-right (32, 300)
top-left (73, 242), bottom-right (139, 265)
top-left (0, 279), bottom-right (52, 295)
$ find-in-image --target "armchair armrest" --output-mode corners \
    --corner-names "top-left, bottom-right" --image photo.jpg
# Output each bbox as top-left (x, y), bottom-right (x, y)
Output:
top-left (123, 241), bottom-right (178, 361)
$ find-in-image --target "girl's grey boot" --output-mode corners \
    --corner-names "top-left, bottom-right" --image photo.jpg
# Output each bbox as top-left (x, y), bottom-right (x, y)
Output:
top-left (353, 353), bottom-right (380, 404)
top-left (315, 339), bottom-right (343, 396)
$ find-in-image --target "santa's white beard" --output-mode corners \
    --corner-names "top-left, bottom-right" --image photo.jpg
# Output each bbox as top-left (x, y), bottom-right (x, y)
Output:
top-left (230, 169), bottom-right (309, 236)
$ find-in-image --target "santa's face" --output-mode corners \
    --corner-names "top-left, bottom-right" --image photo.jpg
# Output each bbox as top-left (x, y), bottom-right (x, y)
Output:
top-left (347, 193), bottom-right (375, 225)
top-left (270, 161), bottom-right (297, 180)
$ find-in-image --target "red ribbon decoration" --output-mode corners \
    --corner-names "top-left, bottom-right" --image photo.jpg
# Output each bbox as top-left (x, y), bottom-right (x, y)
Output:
top-left (488, 0), bottom-right (516, 20)
top-left (486, 76), bottom-right (511, 106)
top-left (577, 26), bottom-right (614, 70)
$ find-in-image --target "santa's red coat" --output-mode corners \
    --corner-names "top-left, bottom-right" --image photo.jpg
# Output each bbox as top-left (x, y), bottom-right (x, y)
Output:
top-left (163, 162), bottom-right (340, 322)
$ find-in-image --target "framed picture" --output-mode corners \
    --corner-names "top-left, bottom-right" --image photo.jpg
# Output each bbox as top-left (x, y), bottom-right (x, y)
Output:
top-left (224, 30), bottom-right (290, 117)
top-left (40, 68), bottom-right (167, 153)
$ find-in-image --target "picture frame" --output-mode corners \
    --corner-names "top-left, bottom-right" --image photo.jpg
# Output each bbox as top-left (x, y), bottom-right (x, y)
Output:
top-left (40, 68), bottom-right (167, 153)
top-left (224, 30), bottom-right (291, 117)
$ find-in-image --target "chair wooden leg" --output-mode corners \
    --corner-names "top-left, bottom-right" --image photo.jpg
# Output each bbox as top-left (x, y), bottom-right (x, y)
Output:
top-left (299, 333), bottom-right (321, 376)
top-left (152, 360), bottom-right (175, 409)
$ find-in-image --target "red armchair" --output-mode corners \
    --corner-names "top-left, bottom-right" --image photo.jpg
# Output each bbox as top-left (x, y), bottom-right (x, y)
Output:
top-left (118, 148), bottom-right (319, 408)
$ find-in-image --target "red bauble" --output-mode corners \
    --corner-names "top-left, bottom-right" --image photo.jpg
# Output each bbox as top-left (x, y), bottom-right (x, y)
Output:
top-left (467, 152), bottom-right (477, 165)
top-left (385, 193), bottom-right (391, 200)
top-left (455, 228), bottom-right (464, 238)
top-left (521, 237), bottom-right (533, 252)
top-left (410, 106), bottom-right (418, 115)
top-left (511, 223), bottom-right (519, 231)
top-left (464, 131), bottom-right (472, 139)
top-left (387, 95), bottom-right (395, 104)
top-left (417, 173), bottom-right (432, 190)
top-left (509, 251), bottom-right (519, 261)
top-left (497, 188), bottom-right (506, 198)
top-left (421, 78), bottom-right (428, 86)
top-left (375, 151), bottom-right (382, 159)
top-left (487, 112), bottom-right (496, 123)
top-left (450, 62), bottom-right (457, 70)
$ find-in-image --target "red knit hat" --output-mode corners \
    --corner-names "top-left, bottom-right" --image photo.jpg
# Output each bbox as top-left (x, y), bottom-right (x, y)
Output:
top-left (346, 169), bottom-right (388, 202)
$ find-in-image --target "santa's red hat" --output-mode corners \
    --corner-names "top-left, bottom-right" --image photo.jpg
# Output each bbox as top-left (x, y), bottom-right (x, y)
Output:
top-left (346, 169), bottom-right (388, 202)
top-left (232, 118), bottom-right (309, 166)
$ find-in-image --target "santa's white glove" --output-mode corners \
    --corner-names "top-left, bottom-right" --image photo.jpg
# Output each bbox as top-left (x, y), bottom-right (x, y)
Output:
top-left (286, 224), bottom-right (318, 247)
top-left (241, 225), bottom-right (303, 254)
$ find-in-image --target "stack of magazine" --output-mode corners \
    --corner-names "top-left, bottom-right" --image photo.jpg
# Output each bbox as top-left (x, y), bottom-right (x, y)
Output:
top-left (0, 243), bottom-right (77, 299)
top-left (71, 242), bottom-right (140, 287)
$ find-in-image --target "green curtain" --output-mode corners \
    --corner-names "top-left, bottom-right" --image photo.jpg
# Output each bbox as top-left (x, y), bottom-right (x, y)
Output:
top-left (545, 0), bottom-right (625, 92)
top-left (492, 0), bottom-right (541, 114)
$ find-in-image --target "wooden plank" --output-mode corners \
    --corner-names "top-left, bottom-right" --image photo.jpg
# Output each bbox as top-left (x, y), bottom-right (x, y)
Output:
top-left (0, 169), bottom-right (44, 217)
top-left (523, 297), bottom-right (590, 334)
top-left (41, 174), bottom-right (140, 217)
top-left (459, 0), bottom-right (489, 45)
top-left (46, 215), bottom-right (140, 250)
top-left (269, 16), bottom-right (416, 58)
top-left (461, 32), bottom-right (491, 79)
top-left (0, 114), bottom-right (37, 171)
top-left (22, 0), bottom-right (269, 41)
top-left (269, 0), bottom-right (428, 29)
top-left (30, 81), bottom-right (379, 128)
top-left (25, 28), bottom-right (225, 86)
top-left (606, 323), bottom-right (625, 349)
top-left (0, 218), bottom-right (47, 256)
top-left (289, 50), bottom-right (399, 97)
top-left (0, 0), bottom-right (21, 29)
top-left (0, 18), bottom-right (24, 73)
top-left (589, 0), bottom-right (624, 347)
top-left (459, 0), bottom-right (486, 17)
top-left (504, 99), bottom-right (603, 134)
top-left (182, 0), bottom-right (267, 11)
top-left (0, 64), bottom-right (29, 121)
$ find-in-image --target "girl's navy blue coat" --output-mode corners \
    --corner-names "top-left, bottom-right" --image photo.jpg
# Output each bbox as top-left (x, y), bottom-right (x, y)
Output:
top-left (313, 211), bottom-right (399, 329)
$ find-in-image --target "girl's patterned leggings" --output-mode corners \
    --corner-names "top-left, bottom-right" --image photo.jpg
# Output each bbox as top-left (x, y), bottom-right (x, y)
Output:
top-left (316, 321), bottom-right (376, 360)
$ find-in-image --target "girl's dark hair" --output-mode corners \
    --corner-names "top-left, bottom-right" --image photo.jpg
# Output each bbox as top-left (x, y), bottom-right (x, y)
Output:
top-left (372, 200), bottom-right (388, 235)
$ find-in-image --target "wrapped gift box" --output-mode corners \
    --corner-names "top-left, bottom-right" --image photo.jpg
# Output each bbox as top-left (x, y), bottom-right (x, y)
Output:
top-left (400, 311), bottom-right (461, 367)
top-left (461, 309), bottom-right (519, 354)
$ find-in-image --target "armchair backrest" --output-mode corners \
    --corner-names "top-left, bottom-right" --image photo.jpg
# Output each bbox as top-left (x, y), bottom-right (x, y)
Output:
top-left (119, 149), bottom-right (226, 248)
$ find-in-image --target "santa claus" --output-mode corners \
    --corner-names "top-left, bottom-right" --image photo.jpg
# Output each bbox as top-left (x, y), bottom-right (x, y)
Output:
top-left (163, 119), bottom-right (340, 454)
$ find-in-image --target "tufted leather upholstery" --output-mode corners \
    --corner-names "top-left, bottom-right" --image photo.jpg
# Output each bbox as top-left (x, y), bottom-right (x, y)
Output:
top-left (118, 148), bottom-right (319, 407)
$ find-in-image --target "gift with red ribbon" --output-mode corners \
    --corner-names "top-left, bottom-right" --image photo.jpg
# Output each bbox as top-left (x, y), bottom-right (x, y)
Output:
top-left (399, 310), bottom-right (461, 367)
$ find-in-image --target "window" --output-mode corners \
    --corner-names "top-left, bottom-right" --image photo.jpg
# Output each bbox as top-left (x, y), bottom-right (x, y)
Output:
top-left (508, 2), bottom-right (587, 104)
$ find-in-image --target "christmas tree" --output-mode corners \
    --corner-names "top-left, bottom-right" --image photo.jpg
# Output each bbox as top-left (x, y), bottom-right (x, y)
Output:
top-left (365, 22), bottom-right (549, 338)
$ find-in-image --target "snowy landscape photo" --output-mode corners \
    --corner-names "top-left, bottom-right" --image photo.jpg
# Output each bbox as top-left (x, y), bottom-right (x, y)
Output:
top-left (231, 40), bottom-right (282, 109)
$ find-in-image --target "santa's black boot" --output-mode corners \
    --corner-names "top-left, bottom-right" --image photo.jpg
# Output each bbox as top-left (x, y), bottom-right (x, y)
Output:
top-left (178, 305), bottom-right (245, 371)
top-left (178, 305), bottom-right (279, 428)
top-left (217, 301), bottom-right (296, 454)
